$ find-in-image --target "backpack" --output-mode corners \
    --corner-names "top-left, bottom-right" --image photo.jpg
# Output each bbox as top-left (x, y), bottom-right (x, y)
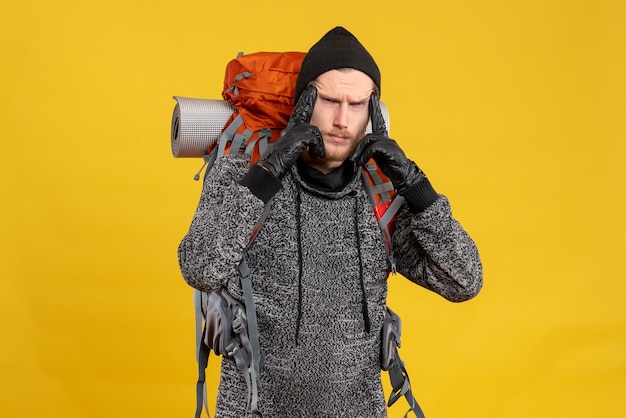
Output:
top-left (172, 51), bottom-right (424, 418)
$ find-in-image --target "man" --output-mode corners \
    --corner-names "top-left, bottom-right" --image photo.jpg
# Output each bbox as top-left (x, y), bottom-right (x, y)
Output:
top-left (178, 26), bottom-right (483, 417)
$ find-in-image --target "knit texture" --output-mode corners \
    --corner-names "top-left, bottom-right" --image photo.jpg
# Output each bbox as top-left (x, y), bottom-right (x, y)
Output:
top-left (178, 155), bottom-right (483, 417)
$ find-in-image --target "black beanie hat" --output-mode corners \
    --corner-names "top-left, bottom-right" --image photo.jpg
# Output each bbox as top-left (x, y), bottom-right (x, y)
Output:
top-left (295, 26), bottom-right (381, 102)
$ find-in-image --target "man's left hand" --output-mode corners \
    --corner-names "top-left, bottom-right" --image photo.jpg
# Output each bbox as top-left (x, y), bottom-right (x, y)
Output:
top-left (350, 94), bottom-right (425, 194)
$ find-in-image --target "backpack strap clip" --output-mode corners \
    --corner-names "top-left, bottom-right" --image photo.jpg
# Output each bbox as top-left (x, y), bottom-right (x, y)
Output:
top-left (382, 307), bottom-right (427, 418)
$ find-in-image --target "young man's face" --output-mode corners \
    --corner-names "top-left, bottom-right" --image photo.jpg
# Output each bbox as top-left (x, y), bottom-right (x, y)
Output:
top-left (302, 68), bottom-right (376, 174)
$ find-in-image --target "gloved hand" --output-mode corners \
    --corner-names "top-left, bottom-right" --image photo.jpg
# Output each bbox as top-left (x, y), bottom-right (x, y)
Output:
top-left (349, 94), bottom-right (425, 194)
top-left (257, 86), bottom-right (325, 179)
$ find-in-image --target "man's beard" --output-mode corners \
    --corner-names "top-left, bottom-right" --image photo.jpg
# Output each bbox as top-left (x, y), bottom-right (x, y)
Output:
top-left (322, 128), bottom-right (366, 162)
top-left (300, 127), bottom-right (366, 173)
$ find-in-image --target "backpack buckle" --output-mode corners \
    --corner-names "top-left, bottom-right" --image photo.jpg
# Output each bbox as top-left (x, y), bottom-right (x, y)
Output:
top-left (232, 316), bottom-right (246, 335)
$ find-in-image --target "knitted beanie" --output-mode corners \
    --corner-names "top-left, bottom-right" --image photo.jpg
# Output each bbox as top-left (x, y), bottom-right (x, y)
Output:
top-left (295, 26), bottom-right (381, 102)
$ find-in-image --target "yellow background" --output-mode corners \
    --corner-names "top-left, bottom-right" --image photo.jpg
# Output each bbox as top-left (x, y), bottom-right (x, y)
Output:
top-left (2, 0), bottom-right (625, 416)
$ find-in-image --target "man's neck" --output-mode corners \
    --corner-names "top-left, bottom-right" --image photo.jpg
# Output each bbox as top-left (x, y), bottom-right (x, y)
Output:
top-left (296, 158), bottom-right (356, 192)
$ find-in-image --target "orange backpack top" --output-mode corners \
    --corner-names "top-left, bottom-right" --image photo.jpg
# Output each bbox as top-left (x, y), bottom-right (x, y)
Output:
top-left (223, 52), bottom-right (306, 131)
top-left (217, 51), bottom-right (306, 163)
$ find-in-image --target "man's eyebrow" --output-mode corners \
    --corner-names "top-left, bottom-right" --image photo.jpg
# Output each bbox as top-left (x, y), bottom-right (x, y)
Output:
top-left (316, 92), bottom-right (336, 101)
top-left (317, 92), bottom-right (371, 104)
top-left (351, 94), bottom-right (373, 105)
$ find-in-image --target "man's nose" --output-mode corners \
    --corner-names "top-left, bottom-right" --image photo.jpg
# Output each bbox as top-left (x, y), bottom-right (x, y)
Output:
top-left (333, 103), bottom-right (349, 129)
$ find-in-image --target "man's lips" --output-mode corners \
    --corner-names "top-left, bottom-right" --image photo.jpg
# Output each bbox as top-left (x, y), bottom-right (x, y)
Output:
top-left (326, 133), bottom-right (349, 144)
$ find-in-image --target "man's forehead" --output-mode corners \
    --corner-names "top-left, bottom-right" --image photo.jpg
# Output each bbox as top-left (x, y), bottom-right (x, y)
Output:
top-left (313, 69), bottom-right (375, 100)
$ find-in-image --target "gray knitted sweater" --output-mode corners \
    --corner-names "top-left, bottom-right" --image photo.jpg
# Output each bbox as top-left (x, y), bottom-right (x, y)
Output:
top-left (178, 155), bottom-right (482, 417)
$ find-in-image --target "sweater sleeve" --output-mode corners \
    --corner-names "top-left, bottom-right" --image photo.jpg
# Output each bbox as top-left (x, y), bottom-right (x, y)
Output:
top-left (392, 195), bottom-right (483, 302)
top-left (239, 164), bottom-right (283, 203)
top-left (177, 155), bottom-right (267, 292)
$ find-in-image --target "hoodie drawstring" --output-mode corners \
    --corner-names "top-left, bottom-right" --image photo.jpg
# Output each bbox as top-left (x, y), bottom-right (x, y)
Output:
top-left (353, 192), bottom-right (371, 333)
top-left (294, 185), bottom-right (304, 345)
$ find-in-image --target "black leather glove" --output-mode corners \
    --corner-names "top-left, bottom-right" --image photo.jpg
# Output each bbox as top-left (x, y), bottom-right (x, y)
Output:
top-left (350, 94), bottom-right (425, 194)
top-left (257, 86), bottom-right (325, 179)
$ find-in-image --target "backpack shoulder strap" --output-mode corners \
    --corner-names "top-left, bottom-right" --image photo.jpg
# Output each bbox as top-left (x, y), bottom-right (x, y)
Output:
top-left (361, 161), bottom-right (404, 274)
top-left (194, 290), bottom-right (210, 418)
top-left (194, 199), bottom-right (273, 418)
top-left (365, 166), bottom-right (426, 417)
top-left (387, 352), bottom-right (427, 418)
top-left (235, 200), bottom-right (274, 415)
top-left (382, 307), bottom-right (427, 418)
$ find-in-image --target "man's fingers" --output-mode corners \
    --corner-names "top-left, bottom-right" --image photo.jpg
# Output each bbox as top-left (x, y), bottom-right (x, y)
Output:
top-left (349, 95), bottom-right (388, 165)
top-left (369, 93), bottom-right (388, 135)
top-left (306, 129), bottom-right (326, 160)
top-left (349, 133), bottom-right (379, 165)
top-left (289, 85), bottom-right (317, 127)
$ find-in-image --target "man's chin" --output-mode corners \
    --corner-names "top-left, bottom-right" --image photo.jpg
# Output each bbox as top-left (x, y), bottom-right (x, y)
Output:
top-left (301, 153), bottom-right (348, 174)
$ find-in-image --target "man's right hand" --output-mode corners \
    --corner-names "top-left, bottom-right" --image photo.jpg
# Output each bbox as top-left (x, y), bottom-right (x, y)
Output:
top-left (257, 86), bottom-right (325, 179)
